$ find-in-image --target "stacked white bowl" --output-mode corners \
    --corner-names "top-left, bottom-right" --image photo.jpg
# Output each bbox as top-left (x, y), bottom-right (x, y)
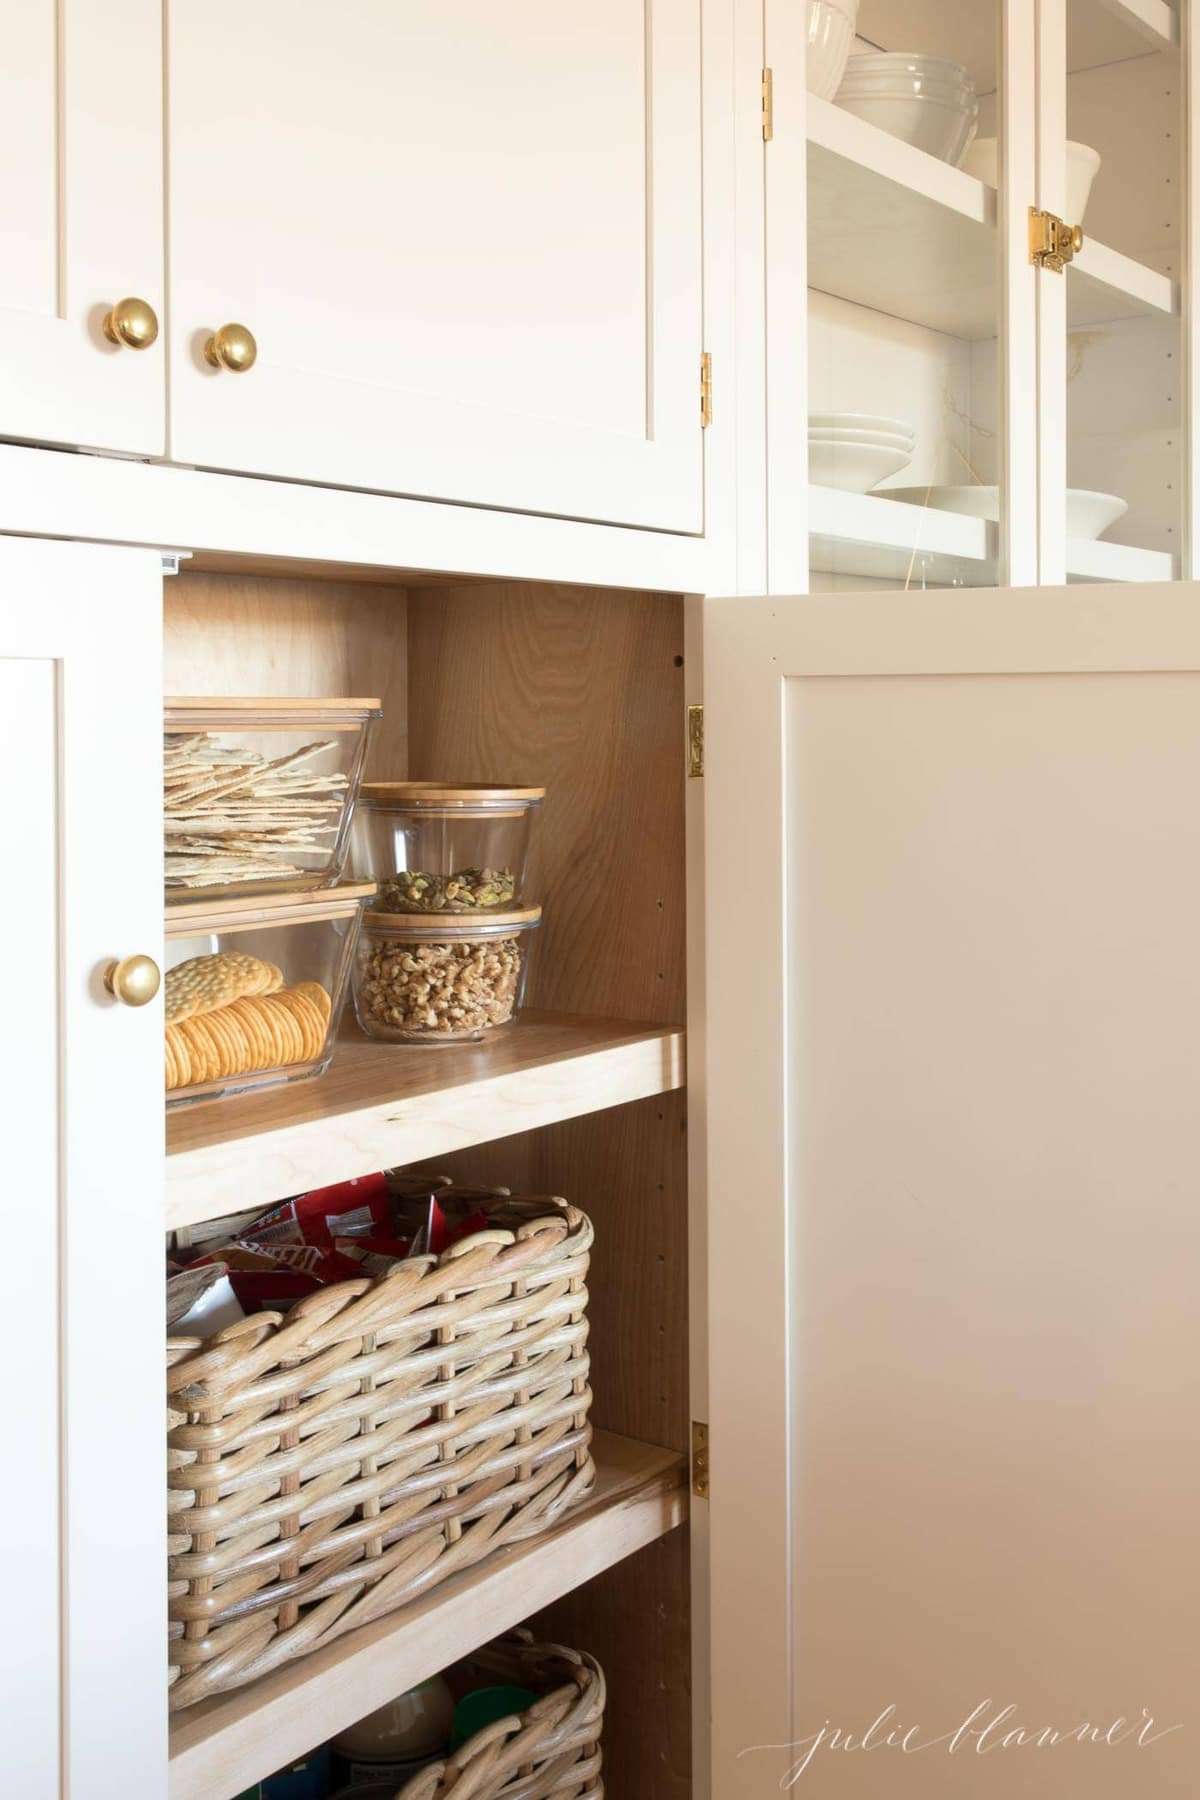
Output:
top-left (809, 412), bottom-right (916, 493)
top-left (835, 52), bottom-right (979, 165)
top-left (807, 0), bottom-right (861, 102)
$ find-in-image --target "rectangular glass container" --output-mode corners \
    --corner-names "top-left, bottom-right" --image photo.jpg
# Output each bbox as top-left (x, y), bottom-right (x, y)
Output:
top-left (164, 697), bottom-right (381, 900)
top-left (164, 882), bottom-right (375, 1107)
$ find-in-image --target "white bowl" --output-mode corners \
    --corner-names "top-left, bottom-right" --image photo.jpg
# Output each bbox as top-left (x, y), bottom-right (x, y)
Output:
top-left (839, 53), bottom-right (975, 97)
top-left (809, 427), bottom-right (916, 449)
top-left (809, 438), bottom-right (914, 492)
top-left (961, 137), bottom-right (1101, 225)
top-left (881, 484), bottom-right (1128, 540)
top-left (807, 0), bottom-right (859, 101)
top-left (834, 88), bottom-right (978, 164)
top-left (809, 411), bottom-right (916, 437)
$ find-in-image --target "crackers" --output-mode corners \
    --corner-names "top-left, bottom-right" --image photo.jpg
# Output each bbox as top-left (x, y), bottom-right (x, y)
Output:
top-left (164, 957), bottom-right (332, 1092)
top-left (165, 952), bottom-right (284, 1024)
top-left (164, 732), bottom-right (347, 891)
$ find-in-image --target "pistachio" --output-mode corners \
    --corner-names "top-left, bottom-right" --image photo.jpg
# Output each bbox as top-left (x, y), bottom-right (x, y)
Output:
top-left (376, 866), bottom-right (517, 914)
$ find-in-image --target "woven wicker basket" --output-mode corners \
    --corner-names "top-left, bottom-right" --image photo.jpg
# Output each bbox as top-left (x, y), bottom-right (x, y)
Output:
top-left (396, 1630), bottom-right (605, 1798)
top-left (166, 1198), bottom-right (594, 1710)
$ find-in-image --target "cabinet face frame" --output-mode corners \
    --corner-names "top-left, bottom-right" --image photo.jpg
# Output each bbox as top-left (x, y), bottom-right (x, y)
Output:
top-left (0, 536), bottom-right (165, 1799)
top-left (165, 0), bottom-right (704, 534)
top-left (0, 0), bottom-right (164, 455)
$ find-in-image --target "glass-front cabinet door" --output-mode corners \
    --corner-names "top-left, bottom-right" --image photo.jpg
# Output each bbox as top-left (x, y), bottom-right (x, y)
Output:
top-left (774, 0), bottom-right (1037, 592)
top-left (776, 0), bottom-right (1192, 593)
top-left (1038, 0), bottom-right (1189, 584)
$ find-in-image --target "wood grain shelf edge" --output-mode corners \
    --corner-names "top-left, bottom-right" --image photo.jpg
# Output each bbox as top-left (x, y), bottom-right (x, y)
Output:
top-left (167, 1432), bottom-right (688, 1800)
top-left (166, 1014), bottom-right (686, 1226)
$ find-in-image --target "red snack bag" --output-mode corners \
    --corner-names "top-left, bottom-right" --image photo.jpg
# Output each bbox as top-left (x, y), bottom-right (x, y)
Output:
top-left (240, 1171), bottom-right (393, 1251)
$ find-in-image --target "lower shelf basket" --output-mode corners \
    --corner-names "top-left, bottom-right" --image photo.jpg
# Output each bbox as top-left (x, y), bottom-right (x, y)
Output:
top-left (166, 1197), bottom-right (594, 1710)
top-left (397, 1630), bottom-right (606, 1799)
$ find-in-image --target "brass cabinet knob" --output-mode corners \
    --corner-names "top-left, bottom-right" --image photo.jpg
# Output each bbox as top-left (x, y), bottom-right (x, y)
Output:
top-left (103, 954), bottom-right (162, 1007)
top-left (102, 296), bottom-right (159, 350)
top-left (1068, 223), bottom-right (1085, 256)
top-left (204, 322), bottom-right (258, 373)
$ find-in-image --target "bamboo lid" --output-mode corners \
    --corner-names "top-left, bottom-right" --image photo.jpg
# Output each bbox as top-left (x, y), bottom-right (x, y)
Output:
top-left (365, 903), bottom-right (543, 933)
top-left (165, 879), bottom-right (377, 935)
top-left (360, 781), bottom-right (545, 807)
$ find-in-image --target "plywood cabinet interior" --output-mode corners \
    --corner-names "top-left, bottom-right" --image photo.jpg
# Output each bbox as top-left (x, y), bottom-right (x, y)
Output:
top-left (165, 0), bottom-right (703, 531)
top-left (163, 562), bottom-right (692, 1797)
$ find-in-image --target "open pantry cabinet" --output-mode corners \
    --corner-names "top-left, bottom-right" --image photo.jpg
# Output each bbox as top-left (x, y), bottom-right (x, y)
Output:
top-left (158, 564), bottom-right (697, 1798)
top-left (762, 0), bottom-right (1197, 592)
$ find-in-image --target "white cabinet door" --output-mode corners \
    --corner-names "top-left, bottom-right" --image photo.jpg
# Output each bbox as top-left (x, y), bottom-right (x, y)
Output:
top-left (0, 539), bottom-right (164, 1797)
top-left (166, 0), bottom-right (703, 531)
top-left (704, 586), bottom-right (1200, 1797)
top-left (0, 1), bottom-right (163, 454)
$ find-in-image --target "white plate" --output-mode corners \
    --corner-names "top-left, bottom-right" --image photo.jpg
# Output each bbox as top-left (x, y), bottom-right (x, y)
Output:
top-left (809, 428), bottom-right (916, 450)
top-left (809, 411), bottom-right (915, 437)
top-left (880, 484), bottom-right (1128, 540)
top-left (809, 438), bottom-right (914, 492)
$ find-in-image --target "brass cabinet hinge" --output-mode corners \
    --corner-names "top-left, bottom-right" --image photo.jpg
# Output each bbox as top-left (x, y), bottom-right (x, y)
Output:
top-left (1029, 206), bottom-right (1084, 273)
top-left (687, 702), bottom-right (704, 778)
top-left (700, 351), bottom-right (713, 429)
top-left (692, 1420), bottom-right (710, 1498)
top-left (762, 66), bottom-right (774, 141)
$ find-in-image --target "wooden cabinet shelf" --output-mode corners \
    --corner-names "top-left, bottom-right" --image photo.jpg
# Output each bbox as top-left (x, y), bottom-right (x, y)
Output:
top-left (166, 1013), bottom-right (685, 1227)
top-left (167, 1432), bottom-right (687, 1800)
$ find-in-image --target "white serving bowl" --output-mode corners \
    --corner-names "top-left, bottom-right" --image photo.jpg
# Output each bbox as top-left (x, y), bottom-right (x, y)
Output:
top-left (807, 0), bottom-right (859, 101)
top-left (961, 137), bottom-right (1101, 225)
top-left (809, 411), bottom-right (916, 437)
top-left (881, 484), bottom-right (1128, 540)
top-left (834, 88), bottom-right (979, 163)
top-left (838, 53), bottom-right (976, 102)
top-left (809, 438), bottom-right (914, 492)
top-left (809, 427), bottom-right (916, 450)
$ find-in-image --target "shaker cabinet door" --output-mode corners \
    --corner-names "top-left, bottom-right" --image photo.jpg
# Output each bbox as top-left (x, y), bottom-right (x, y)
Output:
top-left (703, 584), bottom-right (1200, 1797)
top-left (166, 0), bottom-right (704, 531)
top-left (0, 1), bottom-right (163, 454)
top-left (0, 538), bottom-right (164, 1798)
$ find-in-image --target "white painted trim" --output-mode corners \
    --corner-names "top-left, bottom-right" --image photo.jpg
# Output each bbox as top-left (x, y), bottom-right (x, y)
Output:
top-left (1001, 0), bottom-right (1040, 585)
top-left (0, 442), bottom-right (710, 594)
top-left (765, 0), bottom-right (811, 592)
top-left (1186, 0), bottom-right (1200, 578)
top-left (1037, 0), bottom-right (1069, 586)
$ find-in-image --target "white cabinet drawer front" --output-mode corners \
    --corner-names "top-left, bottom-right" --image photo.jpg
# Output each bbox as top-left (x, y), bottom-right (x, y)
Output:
top-left (167, 0), bottom-right (703, 530)
top-left (0, 0), bottom-right (163, 454)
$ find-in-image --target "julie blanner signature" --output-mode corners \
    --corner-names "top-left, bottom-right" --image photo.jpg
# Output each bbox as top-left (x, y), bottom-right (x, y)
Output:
top-left (740, 1701), bottom-right (1184, 1787)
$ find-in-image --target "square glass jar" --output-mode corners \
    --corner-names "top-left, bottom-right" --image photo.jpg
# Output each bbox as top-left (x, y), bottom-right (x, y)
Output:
top-left (164, 882), bottom-right (375, 1106)
top-left (164, 698), bottom-right (381, 899)
top-left (352, 906), bottom-right (542, 1044)
top-left (354, 783), bottom-right (544, 914)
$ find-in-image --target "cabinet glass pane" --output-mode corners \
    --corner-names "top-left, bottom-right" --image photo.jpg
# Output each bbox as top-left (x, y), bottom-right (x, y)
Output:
top-left (1062, 0), bottom-right (1183, 580)
top-left (808, 0), bottom-right (1004, 590)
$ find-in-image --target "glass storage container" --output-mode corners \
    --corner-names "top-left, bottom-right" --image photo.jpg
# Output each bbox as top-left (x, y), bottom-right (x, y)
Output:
top-left (164, 697), bottom-right (381, 899)
top-left (164, 881), bottom-right (375, 1106)
top-left (354, 782), bottom-right (544, 913)
top-left (352, 906), bottom-right (542, 1044)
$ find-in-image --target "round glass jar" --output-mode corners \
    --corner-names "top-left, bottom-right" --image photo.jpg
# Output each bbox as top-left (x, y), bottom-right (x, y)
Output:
top-left (352, 907), bottom-right (542, 1044)
top-left (354, 782), bottom-right (545, 914)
